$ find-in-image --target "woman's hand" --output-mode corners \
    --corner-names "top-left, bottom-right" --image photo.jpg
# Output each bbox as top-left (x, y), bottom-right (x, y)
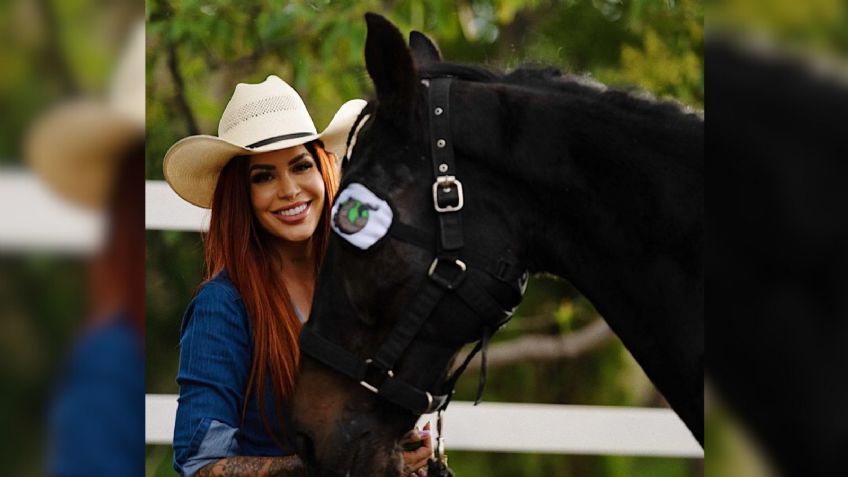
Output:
top-left (400, 422), bottom-right (433, 477)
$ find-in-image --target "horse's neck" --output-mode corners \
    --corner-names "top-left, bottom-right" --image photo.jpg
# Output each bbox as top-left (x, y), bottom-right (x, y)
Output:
top-left (455, 80), bottom-right (704, 440)
top-left (528, 87), bottom-right (702, 306)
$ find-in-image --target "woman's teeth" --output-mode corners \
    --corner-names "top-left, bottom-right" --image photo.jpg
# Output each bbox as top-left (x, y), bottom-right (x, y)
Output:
top-left (277, 203), bottom-right (307, 216)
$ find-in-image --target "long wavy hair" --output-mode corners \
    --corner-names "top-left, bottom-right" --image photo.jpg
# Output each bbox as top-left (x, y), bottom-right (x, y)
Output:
top-left (202, 141), bottom-right (338, 443)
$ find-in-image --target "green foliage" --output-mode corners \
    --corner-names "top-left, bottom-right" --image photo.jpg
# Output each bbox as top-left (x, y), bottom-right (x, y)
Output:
top-left (0, 256), bottom-right (87, 475)
top-left (449, 451), bottom-right (698, 477)
top-left (0, 0), bottom-right (136, 163)
top-left (145, 229), bottom-right (205, 393)
top-left (147, 444), bottom-right (179, 477)
top-left (145, 0), bottom-right (703, 177)
top-left (708, 0), bottom-right (848, 54)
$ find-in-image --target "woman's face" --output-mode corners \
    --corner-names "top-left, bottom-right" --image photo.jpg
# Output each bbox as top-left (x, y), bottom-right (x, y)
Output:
top-left (248, 145), bottom-right (325, 243)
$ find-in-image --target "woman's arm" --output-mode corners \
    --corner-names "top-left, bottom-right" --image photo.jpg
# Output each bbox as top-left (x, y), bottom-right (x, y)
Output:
top-left (195, 455), bottom-right (306, 477)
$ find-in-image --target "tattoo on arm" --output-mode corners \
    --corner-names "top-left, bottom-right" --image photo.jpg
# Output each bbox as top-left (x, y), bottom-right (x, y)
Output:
top-left (195, 455), bottom-right (306, 477)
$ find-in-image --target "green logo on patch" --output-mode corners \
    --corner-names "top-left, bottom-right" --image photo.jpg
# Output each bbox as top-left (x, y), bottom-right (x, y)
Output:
top-left (335, 199), bottom-right (378, 234)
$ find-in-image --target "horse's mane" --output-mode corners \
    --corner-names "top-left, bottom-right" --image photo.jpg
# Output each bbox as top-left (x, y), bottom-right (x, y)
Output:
top-left (419, 61), bottom-right (702, 119)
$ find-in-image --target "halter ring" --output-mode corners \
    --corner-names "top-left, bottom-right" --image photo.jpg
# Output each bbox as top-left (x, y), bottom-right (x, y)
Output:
top-left (359, 358), bottom-right (394, 394)
top-left (428, 258), bottom-right (467, 290)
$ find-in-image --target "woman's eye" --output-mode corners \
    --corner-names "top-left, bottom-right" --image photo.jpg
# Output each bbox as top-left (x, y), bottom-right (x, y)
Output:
top-left (293, 161), bottom-right (314, 173)
top-left (250, 172), bottom-right (274, 183)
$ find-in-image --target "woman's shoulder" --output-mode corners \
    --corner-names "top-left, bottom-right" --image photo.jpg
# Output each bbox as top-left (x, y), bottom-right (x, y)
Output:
top-left (195, 269), bottom-right (241, 303)
top-left (180, 270), bottom-right (248, 338)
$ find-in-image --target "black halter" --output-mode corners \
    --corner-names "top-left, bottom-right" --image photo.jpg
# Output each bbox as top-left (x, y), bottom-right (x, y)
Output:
top-left (299, 77), bottom-right (528, 419)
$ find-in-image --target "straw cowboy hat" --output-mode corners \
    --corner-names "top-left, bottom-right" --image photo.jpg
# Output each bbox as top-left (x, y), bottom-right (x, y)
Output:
top-left (163, 75), bottom-right (366, 208)
top-left (24, 22), bottom-right (145, 210)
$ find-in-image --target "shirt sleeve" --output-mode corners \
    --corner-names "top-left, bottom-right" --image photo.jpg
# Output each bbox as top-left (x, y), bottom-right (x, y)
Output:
top-left (172, 281), bottom-right (251, 477)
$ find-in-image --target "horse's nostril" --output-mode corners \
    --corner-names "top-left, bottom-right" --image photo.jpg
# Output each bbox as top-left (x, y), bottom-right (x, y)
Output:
top-left (296, 432), bottom-right (316, 468)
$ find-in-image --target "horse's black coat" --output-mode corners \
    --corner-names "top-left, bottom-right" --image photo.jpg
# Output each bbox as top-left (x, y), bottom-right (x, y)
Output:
top-left (294, 14), bottom-right (703, 477)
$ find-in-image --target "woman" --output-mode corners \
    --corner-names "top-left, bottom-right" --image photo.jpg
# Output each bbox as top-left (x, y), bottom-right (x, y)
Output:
top-left (164, 76), bottom-right (432, 477)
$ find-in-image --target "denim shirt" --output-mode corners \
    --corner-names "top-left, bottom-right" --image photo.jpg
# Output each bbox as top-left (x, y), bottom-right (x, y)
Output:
top-left (47, 314), bottom-right (144, 477)
top-left (173, 271), bottom-right (300, 477)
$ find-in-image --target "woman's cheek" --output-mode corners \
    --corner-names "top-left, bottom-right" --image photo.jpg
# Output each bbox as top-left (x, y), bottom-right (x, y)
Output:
top-left (250, 184), bottom-right (272, 210)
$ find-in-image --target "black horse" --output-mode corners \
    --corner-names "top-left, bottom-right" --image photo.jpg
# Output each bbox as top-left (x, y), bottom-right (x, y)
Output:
top-left (293, 13), bottom-right (703, 477)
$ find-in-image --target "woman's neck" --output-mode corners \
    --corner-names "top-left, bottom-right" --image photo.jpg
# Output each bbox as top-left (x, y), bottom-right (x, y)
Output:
top-left (271, 238), bottom-right (316, 319)
top-left (272, 238), bottom-right (316, 279)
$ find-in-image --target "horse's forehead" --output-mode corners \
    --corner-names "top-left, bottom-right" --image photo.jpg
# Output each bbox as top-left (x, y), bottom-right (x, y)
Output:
top-left (344, 116), bottom-right (417, 179)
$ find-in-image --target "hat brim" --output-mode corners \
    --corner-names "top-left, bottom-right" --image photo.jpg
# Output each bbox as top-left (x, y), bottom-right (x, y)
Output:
top-left (25, 100), bottom-right (143, 209)
top-left (164, 98), bottom-right (367, 208)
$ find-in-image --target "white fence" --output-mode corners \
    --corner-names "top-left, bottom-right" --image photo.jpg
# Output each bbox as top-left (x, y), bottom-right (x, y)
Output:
top-left (0, 172), bottom-right (703, 458)
top-left (0, 170), bottom-right (105, 253)
top-left (146, 394), bottom-right (703, 457)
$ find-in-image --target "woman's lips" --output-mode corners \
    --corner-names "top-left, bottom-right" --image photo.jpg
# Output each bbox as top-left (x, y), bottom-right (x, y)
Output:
top-left (273, 201), bottom-right (310, 224)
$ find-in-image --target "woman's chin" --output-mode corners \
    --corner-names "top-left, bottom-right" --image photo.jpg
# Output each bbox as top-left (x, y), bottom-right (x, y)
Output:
top-left (263, 221), bottom-right (318, 244)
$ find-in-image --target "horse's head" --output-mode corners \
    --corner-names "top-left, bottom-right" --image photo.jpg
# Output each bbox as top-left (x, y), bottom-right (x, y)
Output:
top-left (292, 13), bottom-right (530, 477)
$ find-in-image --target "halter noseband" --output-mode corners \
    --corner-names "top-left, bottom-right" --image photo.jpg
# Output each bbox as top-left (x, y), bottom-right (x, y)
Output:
top-left (299, 76), bottom-right (528, 425)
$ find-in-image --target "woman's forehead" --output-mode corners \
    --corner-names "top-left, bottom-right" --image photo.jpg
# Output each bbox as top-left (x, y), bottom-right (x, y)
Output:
top-left (249, 144), bottom-right (311, 166)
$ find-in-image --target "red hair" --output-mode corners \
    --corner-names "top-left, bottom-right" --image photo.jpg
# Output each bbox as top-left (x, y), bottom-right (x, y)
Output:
top-left (202, 141), bottom-right (338, 443)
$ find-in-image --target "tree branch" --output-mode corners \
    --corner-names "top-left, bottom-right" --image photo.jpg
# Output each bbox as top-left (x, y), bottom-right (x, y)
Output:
top-left (455, 318), bottom-right (614, 372)
top-left (156, 0), bottom-right (199, 136)
top-left (165, 37), bottom-right (199, 135)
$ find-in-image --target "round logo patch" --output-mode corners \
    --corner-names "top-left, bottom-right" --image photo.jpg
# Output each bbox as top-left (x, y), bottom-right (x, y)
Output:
top-left (331, 183), bottom-right (393, 250)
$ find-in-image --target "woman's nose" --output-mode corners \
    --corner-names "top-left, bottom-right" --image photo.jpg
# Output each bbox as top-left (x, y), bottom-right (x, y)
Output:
top-left (277, 174), bottom-right (300, 200)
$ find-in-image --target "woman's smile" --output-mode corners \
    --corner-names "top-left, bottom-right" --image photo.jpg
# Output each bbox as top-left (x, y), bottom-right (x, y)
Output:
top-left (274, 200), bottom-right (311, 223)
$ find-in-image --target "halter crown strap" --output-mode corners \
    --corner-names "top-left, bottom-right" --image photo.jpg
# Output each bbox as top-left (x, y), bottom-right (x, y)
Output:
top-left (428, 78), bottom-right (464, 251)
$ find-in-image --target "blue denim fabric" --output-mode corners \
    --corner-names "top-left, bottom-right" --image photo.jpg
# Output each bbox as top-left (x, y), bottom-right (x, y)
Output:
top-left (173, 271), bottom-right (298, 477)
top-left (47, 315), bottom-right (144, 477)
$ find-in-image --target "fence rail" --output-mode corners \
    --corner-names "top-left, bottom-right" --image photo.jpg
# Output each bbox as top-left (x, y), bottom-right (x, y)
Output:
top-left (146, 394), bottom-right (703, 457)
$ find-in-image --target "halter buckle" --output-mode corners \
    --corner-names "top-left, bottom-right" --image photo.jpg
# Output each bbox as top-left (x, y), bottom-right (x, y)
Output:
top-left (359, 358), bottom-right (393, 394)
top-left (428, 257), bottom-right (467, 290)
top-left (432, 175), bottom-right (464, 213)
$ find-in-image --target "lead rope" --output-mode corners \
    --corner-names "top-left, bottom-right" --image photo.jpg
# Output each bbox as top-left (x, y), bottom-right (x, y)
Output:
top-left (428, 409), bottom-right (452, 477)
top-left (474, 326), bottom-right (492, 405)
top-left (426, 326), bottom-right (493, 477)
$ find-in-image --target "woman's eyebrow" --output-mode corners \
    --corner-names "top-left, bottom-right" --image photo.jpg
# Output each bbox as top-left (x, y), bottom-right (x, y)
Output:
top-left (289, 152), bottom-right (311, 165)
top-left (249, 164), bottom-right (275, 172)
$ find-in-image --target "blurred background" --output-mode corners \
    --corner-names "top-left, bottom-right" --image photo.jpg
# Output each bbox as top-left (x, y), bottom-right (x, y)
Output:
top-left (0, 0), bottom-right (144, 475)
top-left (145, 1), bottom-right (703, 476)
top-left (708, 1), bottom-right (848, 477)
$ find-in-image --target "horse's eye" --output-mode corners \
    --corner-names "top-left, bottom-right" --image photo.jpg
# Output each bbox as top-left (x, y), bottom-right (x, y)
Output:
top-left (331, 183), bottom-right (393, 250)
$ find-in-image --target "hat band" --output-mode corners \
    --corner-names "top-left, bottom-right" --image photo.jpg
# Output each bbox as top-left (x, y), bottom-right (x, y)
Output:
top-left (246, 131), bottom-right (314, 149)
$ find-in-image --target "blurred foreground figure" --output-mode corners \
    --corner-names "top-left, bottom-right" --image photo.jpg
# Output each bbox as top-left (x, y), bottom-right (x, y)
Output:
top-left (24, 22), bottom-right (145, 477)
top-left (709, 33), bottom-right (848, 476)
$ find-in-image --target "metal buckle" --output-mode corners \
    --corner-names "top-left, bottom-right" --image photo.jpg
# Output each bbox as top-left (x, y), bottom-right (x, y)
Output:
top-left (432, 175), bottom-right (464, 213)
top-left (428, 257), bottom-right (467, 290)
top-left (359, 358), bottom-right (393, 394)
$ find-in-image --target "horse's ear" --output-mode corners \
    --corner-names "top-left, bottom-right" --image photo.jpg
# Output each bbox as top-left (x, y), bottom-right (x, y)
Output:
top-left (409, 31), bottom-right (442, 67)
top-left (365, 13), bottom-right (416, 116)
